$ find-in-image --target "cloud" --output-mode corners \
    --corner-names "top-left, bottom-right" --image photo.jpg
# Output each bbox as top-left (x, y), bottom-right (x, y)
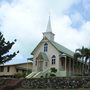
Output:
top-left (52, 14), bottom-right (90, 51)
top-left (70, 12), bottom-right (85, 28)
top-left (0, 0), bottom-right (43, 58)
top-left (82, 0), bottom-right (90, 11)
top-left (80, 21), bottom-right (90, 47)
top-left (52, 15), bottom-right (81, 51)
top-left (0, 0), bottom-right (90, 64)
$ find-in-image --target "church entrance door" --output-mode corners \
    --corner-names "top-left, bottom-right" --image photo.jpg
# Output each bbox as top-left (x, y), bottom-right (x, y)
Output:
top-left (37, 61), bottom-right (43, 71)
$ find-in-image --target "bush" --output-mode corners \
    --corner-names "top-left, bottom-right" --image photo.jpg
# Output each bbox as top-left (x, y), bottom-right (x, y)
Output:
top-left (50, 67), bottom-right (57, 73)
top-left (50, 74), bottom-right (56, 77)
top-left (49, 67), bottom-right (57, 77)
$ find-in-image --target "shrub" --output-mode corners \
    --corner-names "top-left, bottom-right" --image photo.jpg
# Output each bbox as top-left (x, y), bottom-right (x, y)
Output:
top-left (50, 73), bottom-right (56, 77)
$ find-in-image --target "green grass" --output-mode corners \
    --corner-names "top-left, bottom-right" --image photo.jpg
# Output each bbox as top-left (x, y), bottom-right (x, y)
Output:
top-left (15, 88), bottom-right (90, 90)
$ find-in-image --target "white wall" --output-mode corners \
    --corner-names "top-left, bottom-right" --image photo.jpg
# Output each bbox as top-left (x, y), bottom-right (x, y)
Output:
top-left (32, 39), bottom-right (60, 72)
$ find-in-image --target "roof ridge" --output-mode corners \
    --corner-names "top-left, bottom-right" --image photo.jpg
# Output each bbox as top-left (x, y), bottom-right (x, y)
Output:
top-left (49, 40), bottom-right (74, 57)
top-left (53, 41), bottom-right (74, 53)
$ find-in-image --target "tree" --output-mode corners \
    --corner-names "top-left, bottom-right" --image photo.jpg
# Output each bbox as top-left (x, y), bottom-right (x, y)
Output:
top-left (74, 46), bottom-right (90, 75)
top-left (0, 32), bottom-right (19, 64)
top-left (74, 46), bottom-right (85, 75)
top-left (74, 52), bottom-right (81, 75)
top-left (84, 48), bottom-right (90, 75)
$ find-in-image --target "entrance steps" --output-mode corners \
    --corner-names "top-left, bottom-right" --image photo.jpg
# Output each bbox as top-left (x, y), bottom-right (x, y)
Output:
top-left (26, 69), bottom-right (50, 78)
top-left (32, 72), bottom-right (41, 78)
top-left (26, 72), bottom-right (37, 78)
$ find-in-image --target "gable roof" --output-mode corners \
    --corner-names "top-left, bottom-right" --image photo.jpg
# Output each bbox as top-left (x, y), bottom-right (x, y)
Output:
top-left (36, 52), bottom-right (49, 61)
top-left (31, 39), bottom-right (43, 55)
top-left (0, 61), bottom-right (32, 66)
top-left (49, 40), bottom-right (74, 57)
top-left (31, 38), bottom-right (74, 57)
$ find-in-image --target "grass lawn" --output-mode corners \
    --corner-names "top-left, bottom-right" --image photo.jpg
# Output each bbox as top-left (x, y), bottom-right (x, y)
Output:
top-left (15, 88), bottom-right (90, 90)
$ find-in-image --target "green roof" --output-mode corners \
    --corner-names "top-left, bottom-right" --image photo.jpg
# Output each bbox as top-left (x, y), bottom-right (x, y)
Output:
top-left (37, 52), bottom-right (49, 61)
top-left (31, 38), bottom-right (74, 57)
top-left (49, 40), bottom-right (74, 57)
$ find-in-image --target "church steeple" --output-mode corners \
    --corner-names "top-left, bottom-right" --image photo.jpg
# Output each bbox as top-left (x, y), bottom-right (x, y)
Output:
top-left (43, 16), bottom-right (55, 41)
top-left (46, 16), bottom-right (52, 32)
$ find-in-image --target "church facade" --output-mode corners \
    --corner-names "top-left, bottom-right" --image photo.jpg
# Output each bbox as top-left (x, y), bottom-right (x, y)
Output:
top-left (26, 16), bottom-right (82, 78)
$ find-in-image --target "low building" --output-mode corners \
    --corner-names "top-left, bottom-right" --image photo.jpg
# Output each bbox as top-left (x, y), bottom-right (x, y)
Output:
top-left (0, 61), bottom-right (32, 78)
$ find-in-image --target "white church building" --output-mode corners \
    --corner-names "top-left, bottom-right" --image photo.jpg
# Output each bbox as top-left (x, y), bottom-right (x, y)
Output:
top-left (26, 16), bottom-right (82, 78)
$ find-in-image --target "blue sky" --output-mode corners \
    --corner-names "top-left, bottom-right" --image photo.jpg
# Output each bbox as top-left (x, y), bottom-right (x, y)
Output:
top-left (0, 0), bottom-right (90, 64)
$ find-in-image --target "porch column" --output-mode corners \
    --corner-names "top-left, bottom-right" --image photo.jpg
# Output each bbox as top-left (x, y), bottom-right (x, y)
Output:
top-left (73, 59), bottom-right (74, 75)
top-left (65, 56), bottom-right (67, 71)
top-left (69, 57), bottom-right (71, 75)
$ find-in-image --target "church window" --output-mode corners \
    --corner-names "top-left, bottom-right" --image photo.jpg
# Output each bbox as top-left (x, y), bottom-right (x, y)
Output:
top-left (44, 43), bottom-right (48, 52)
top-left (52, 55), bottom-right (56, 64)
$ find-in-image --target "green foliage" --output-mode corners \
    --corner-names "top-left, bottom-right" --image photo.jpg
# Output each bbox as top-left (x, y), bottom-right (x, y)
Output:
top-left (74, 46), bottom-right (90, 75)
top-left (50, 73), bottom-right (56, 77)
top-left (50, 67), bottom-right (57, 77)
top-left (0, 32), bottom-right (19, 64)
top-left (50, 67), bottom-right (57, 73)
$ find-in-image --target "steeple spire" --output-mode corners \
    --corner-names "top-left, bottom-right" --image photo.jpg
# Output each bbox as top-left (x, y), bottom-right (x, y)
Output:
top-left (43, 15), bottom-right (55, 41)
top-left (46, 15), bottom-right (52, 32)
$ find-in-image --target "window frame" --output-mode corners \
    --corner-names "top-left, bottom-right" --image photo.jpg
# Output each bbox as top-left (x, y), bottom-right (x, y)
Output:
top-left (44, 43), bottom-right (48, 52)
top-left (52, 55), bottom-right (56, 65)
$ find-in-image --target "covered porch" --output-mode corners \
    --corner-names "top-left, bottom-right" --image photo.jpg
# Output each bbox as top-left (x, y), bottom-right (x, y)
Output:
top-left (59, 54), bottom-right (84, 76)
top-left (36, 52), bottom-right (49, 72)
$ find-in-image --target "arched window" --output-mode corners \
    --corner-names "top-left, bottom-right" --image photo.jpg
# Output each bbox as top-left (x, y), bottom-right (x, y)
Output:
top-left (52, 55), bottom-right (56, 64)
top-left (44, 43), bottom-right (48, 52)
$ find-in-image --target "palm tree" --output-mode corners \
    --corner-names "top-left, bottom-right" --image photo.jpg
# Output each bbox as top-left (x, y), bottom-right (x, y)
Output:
top-left (74, 50), bottom-right (81, 75)
top-left (74, 46), bottom-right (86, 76)
top-left (84, 48), bottom-right (90, 75)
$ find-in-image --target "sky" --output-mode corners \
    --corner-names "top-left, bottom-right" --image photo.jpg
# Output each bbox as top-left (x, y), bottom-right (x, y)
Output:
top-left (0, 0), bottom-right (90, 64)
